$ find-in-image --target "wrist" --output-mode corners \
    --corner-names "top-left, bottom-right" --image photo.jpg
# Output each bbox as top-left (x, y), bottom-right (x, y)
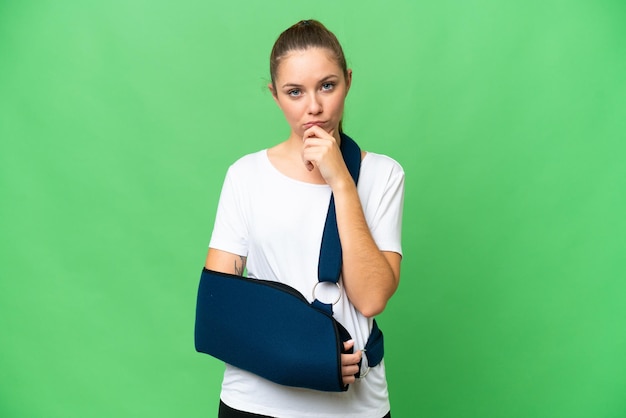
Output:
top-left (330, 174), bottom-right (357, 195)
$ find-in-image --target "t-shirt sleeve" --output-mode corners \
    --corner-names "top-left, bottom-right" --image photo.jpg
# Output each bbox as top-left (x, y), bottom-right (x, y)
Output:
top-left (208, 166), bottom-right (249, 256)
top-left (366, 158), bottom-right (405, 256)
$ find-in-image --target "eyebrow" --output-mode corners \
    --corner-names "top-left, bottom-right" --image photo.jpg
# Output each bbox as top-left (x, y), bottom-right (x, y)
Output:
top-left (281, 74), bottom-right (340, 89)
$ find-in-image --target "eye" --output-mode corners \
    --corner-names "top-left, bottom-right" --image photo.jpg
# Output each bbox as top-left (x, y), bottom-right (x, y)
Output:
top-left (321, 82), bottom-right (335, 91)
top-left (287, 89), bottom-right (301, 97)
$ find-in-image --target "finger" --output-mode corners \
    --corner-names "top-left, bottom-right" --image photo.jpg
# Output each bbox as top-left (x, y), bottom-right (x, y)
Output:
top-left (303, 126), bottom-right (321, 139)
top-left (342, 374), bottom-right (356, 386)
top-left (342, 363), bottom-right (360, 376)
top-left (342, 352), bottom-right (361, 367)
top-left (301, 127), bottom-right (324, 171)
top-left (342, 361), bottom-right (360, 386)
top-left (341, 351), bottom-right (361, 365)
top-left (301, 139), bottom-right (314, 171)
top-left (304, 125), bottom-right (334, 141)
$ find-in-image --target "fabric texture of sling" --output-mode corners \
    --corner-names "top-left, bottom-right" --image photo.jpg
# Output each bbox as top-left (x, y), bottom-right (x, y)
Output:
top-left (194, 133), bottom-right (384, 392)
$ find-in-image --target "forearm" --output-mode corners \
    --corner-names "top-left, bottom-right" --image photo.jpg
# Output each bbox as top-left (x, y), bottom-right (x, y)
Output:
top-left (332, 179), bottom-right (400, 317)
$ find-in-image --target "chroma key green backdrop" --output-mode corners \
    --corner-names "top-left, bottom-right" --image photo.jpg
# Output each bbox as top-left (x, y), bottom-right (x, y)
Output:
top-left (1, 1), bottom-right (625, 417)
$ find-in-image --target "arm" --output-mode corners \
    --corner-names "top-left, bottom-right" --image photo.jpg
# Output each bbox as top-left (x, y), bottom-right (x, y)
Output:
top-left (302, 127), bottom-right (402, 317)
top-left (205, 248), bottom-right (247, 276)
top-left (333, 180), bottom-right (401, 317)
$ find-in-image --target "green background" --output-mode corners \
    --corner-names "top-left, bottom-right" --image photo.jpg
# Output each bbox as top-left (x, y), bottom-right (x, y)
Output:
top-left (1, 0), bottom-right (625, 417)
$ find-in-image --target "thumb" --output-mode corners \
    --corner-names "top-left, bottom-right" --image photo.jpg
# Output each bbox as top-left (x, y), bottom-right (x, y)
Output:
top-left (343, 339), bottom-right (354, 352)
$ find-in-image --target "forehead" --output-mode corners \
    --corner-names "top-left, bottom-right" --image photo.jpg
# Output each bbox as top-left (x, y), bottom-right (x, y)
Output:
top-left (275, 47), bottom-right (343, 84)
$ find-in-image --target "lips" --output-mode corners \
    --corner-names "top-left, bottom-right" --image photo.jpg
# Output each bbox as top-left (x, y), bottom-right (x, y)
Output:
top-left (303, 121), bottom-right (327, 129)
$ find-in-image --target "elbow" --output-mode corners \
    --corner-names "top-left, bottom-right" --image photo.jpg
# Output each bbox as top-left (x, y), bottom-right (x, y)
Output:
top-left (356, 296), bottom-right (391, 318)
top-left (347, 261), bottom-right (400, 318)
top-left (358, 303), bottom-right (387, 318)
top-left (358, 275), bottom-right (399, 317)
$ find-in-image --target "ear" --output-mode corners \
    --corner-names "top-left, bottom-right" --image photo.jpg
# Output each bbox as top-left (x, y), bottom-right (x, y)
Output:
top-left (345, 69), bottom-right (353, 96)
top-left (268, 83), bottom-right (280, 105)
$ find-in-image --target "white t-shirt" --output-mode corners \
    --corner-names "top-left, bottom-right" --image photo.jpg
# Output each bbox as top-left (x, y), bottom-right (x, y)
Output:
top-left (209, 148), bottom-right (405, 418)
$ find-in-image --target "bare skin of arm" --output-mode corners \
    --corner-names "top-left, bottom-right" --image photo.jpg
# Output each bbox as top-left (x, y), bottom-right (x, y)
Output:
top-left (204, 248), bottom-right (247, 276)
top-left (332, 182), bottom-right (401, 317)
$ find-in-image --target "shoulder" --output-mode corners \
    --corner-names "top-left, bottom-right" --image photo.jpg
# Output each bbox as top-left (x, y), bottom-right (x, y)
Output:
top-left (225, 150), bottom-right (268, 178)
top-left (230, 149), bottom-right (267, 169)
top-left (218, 150), bottom-right (270, 191)
top-left (361, 152), bottom-right (404, 178)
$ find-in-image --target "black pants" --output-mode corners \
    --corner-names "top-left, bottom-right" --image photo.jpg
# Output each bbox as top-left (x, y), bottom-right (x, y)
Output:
top-left (219, 400), bottom-right (391, 418)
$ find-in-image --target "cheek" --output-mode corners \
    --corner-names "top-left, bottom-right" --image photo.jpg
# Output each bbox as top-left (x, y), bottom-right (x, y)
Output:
top-left (329, 96), bottom-right (346, 115)
top-left (284, 102), bottom-right (306, 119)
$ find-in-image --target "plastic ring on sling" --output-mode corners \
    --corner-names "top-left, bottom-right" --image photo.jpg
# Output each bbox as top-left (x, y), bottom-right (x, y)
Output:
top-left (312, 281), bottom-right (342, 305)
top-left (358, 348), bottom-right (370, 379)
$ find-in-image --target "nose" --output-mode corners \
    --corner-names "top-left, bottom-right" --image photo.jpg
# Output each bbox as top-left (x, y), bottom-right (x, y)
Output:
top-left (307, 93), bottom-right (322, 115)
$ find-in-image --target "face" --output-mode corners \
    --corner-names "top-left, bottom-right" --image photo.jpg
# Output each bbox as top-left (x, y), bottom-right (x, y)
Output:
top-left (270, 47), bottom-right (352, 139)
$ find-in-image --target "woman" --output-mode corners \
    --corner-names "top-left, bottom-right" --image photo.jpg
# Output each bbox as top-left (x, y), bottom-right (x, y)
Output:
top-left (204, 19), bottom-right (404, 418)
